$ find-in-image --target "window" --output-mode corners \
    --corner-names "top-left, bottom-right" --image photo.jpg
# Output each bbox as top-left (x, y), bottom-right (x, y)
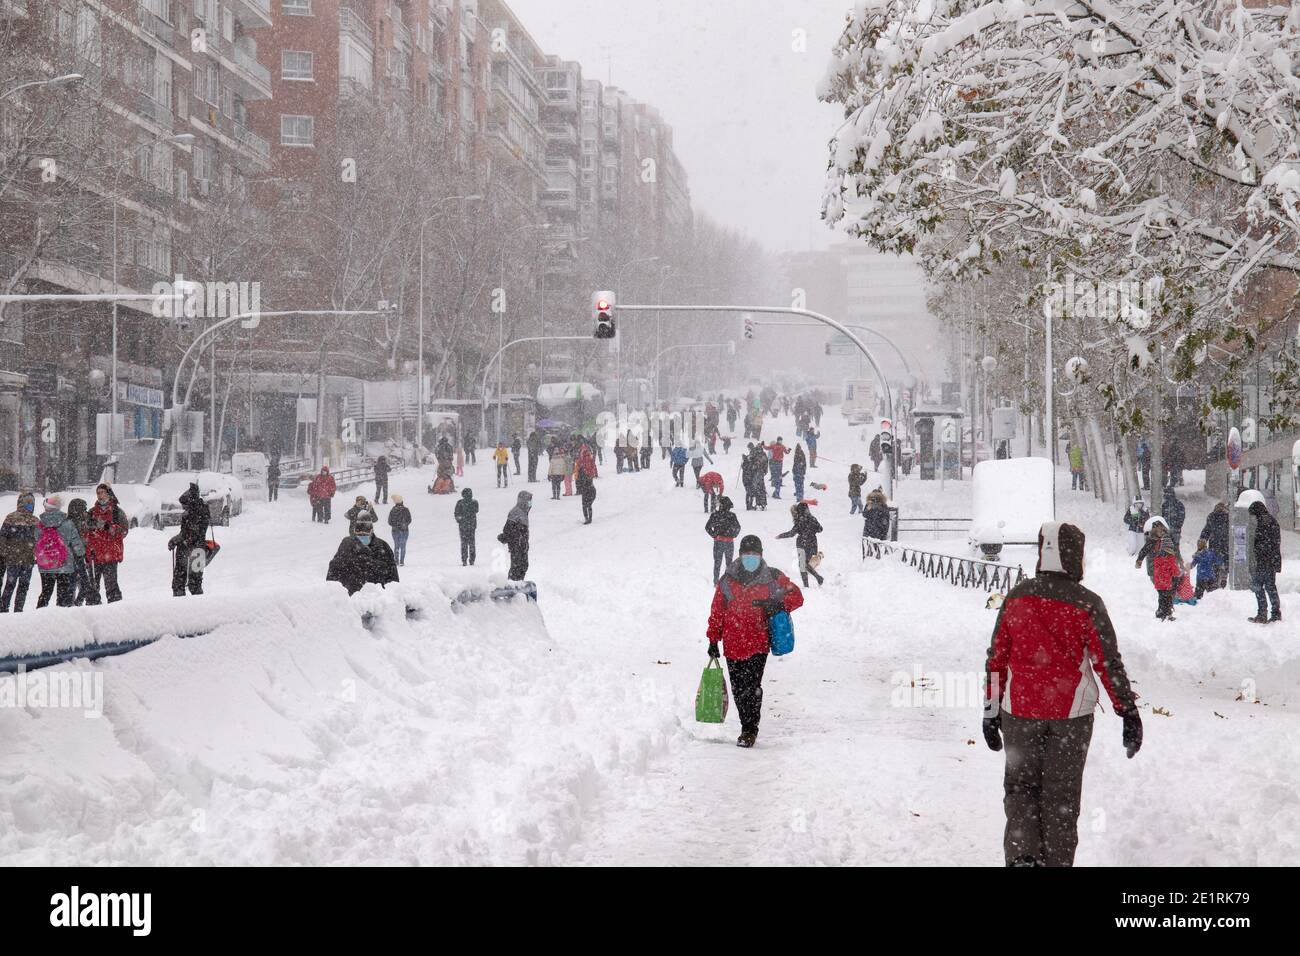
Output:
top-left (280, 114), bottom-right (314, 146)
top-left (282, 50), bottom-right (314, 81)
top-left (176, 168), bottom-right (189, 202)
top-left (281, 0), bottom-right (311, 14)
top-left (339, 37), bottom-right (373, 90)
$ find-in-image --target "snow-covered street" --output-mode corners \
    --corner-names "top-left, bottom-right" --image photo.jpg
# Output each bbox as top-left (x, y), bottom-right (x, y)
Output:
top-left (2, 409), bottom-right (1295, 866)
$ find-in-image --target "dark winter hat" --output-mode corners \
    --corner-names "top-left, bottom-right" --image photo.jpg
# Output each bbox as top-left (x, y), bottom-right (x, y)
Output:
top-left (717, 495), bottom-right (733, 511)
top-left (353, 519), bottom-right (374, 534)
top-left (1037, 522), bottom-right (1085, 581)
top-left (739, 534), bottom-right (763, 555)
top-left (461, 488), bottom-right (473, 499)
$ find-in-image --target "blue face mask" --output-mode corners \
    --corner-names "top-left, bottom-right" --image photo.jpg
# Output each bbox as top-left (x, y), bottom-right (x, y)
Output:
top-left (741, 554), bottom-right (761, 572)
top-left (20, 502), bottom-right (33, 513)
top-left (356, 535), bottom-right (372, 546)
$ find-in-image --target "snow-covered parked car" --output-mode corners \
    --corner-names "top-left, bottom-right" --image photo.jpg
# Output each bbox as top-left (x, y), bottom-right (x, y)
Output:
top-left (151, 471), bottom-right (244, 527)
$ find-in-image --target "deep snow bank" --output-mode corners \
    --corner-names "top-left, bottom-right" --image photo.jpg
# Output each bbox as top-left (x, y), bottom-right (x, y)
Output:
top-left (0, 578), bottom-right (680, 865)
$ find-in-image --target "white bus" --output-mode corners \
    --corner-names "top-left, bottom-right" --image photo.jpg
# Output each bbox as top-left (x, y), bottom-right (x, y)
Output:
top-left (842, 379), bottom-right (876, 424)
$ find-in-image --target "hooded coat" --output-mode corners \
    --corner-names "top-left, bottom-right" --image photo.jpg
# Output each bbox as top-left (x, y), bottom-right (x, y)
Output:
top-left (36, 508), bottom-right (85, 574)
top-left (985, 522), bottom-right (1137, 720)
top-left (176, 483), bottom-right (210, 550)
top-left (0, 496), bottom-right (39, 567)
top-left (1199, 503), bottom-right (1230, 559)
top-left (454, 490), bottom-right (479, 532)
top-left (705, 497), bottom-right (741, 540)
top-left (500, 492), bottom-right (531, 552)
top-left (777, 502), bottom-right (822, 553)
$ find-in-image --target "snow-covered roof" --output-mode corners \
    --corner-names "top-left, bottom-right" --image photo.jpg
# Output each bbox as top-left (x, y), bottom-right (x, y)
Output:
top-left (537, 382), bottom-right (601, 405)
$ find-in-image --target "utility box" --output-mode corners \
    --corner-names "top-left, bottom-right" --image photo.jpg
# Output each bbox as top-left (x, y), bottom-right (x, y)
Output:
top-left (1230, 489), bottom-right (1264, 590)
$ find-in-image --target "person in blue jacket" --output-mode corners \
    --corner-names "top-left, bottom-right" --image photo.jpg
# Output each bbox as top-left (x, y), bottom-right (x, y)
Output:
top-left (669, 443), bottom-right (689, 488)
top-left (1190, 538), bottom-right (1225, 600)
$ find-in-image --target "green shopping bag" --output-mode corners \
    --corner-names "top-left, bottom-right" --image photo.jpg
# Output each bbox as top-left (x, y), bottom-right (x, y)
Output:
top-left (695, 657), bottom-right (730, 723)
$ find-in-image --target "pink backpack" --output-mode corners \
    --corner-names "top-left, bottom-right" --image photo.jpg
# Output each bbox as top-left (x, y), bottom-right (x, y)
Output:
top-left (34, 524), bottom-right (69, 571)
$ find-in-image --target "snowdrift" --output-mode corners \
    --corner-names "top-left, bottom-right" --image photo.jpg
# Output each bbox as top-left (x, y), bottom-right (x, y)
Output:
top-left (0, 578), bottom-right (678, 865)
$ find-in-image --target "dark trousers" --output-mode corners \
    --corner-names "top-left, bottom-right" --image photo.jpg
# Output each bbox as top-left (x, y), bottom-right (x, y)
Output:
top-left (497, 463), bottom-right (509, 486)
top-left (527, 453), bottom-right (538, 482)
top-left (459, 529), bottom-right (476, 565)
top-left (549, 476), bottom-right (563, 499)
top-left (849, 495), bottom-right (862, 515)
top-left (322, 498), bottom-right (332, 523)
top-left (1253, 570), bottom-right (1280, 618)
top-left (465, 448), bottom-right (476, 464)
top-left (712, 540), bottom-right (734, 584)
top-left (692, 461), bottom-right (703, 485)
top-left (71, 556), bottom-right (99, 606)
top-left (671, 463), bottom-right (685, 487)
top-left (268, 480), bottom-right (279, 501)
top-left (641, 447), bottom-right (651, 469)
top-left (508, 545), bottom-right (528, 581)
top-left (1156, 589), bottom-right (1174, 618)
top-left (512, 451), bottom-right (520, 475)
top-left (726, 652), bottom-right (768, 735)
top-left (36, 572), bottom-right (74, 608)
top-left (703, 489), bottom-right (717, 512)
top-left (1001, 712), bottom-right (1094, 867)
top-left (171, 548), bottom-right (204, 596)
top-left (1139, 462), bottom-right (1150, 490)
top-left (375, 477), bottom-right (388, 503)
top-left (581, 495), bottom-right (594, 523)
top-left (93, 561), bottom-right (122, 603)
top-left (0, 565), bottom-right (33, 612)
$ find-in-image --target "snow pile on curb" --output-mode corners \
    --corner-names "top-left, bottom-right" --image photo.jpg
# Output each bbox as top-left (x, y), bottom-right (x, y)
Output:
top-left (0, 577), bottom-right (680, 865)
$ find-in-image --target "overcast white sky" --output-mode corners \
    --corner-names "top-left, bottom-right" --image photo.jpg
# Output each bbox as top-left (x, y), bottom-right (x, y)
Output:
top-left (510, 0), bottom-right (852, 254)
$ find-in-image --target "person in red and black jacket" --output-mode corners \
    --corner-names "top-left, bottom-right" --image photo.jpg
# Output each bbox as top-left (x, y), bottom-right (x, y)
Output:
top-left (984, 522), bottom-right (1142, 867)
top-left (707, 535), bottom-right (804, 748)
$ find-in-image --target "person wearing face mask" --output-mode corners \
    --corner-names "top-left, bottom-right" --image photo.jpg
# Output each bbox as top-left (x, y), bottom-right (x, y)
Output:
top-left (326, 519), bottom-right (399, 595)
top-left (706, 535), bottom-right (804, 748)
top-left (0, 491), bottom-right (39, 612)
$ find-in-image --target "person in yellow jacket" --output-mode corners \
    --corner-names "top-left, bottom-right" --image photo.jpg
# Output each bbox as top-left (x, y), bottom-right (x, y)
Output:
top-left (1067, 440), bottom-right (1086, 491)
top-left (494, 442), bottom-right (511, 488)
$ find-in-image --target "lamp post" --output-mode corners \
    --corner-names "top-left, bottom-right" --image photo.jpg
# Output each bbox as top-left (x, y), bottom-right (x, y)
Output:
top-left (0, 73), bottom-right (84, 102)
top-left (417, 194), bottom-right (482, 457)
top-left (110, 132), bottom-right (194, 454)
top-left (613, 255), bottom-right (659, 406)
top-left (496, 223), bottom-right (550, 442)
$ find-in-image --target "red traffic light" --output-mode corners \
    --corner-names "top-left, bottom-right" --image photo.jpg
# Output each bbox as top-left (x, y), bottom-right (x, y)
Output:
top-left (596, 299), bottom-right (610, 312)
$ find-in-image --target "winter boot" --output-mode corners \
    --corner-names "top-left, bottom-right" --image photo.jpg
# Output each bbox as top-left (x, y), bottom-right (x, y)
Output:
top-left (736, 731), bottom-right (757, 748)
top-left (1270, 611), bottom-right (1282, 623)
top-left (1247, 615), bottom-right (1268, 624)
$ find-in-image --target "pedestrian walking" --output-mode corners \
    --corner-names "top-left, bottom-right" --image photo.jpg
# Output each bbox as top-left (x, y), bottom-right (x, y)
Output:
top-left (374, 454), bottom-right (390, 504)
top-left (776, 501), bottom-right (824, 587)
top-left (984, 522), bottom-right (1141, 867)
top-left (494, 442), bottom-right (510, 488)
top-left (576, 444), bottom-right (598, 524)
top-left (511, 433), bottom-right (522, 476)
top-left (1247, 500), bottom-right (1282, 623)
top-left (454, 488), bottom-right (479, 565)
top-left (705, 495), bottom-right (740, 585)
top-left (547, 444), bottom-right (569, 500)
top-left (308, 466), bottom-right (336, 523)
top-left (526, 430), bottom-right (542, 483)
top-left (700, 471), bottom-right (724, 512)
top-left (791, 444), bottom-right (807, 501)
top-left (689, 438), bottom-right (713, 487)
top-left (387, 494), bottom-right (411, 566)
top-left (706, 535), bottom-right (804, 748)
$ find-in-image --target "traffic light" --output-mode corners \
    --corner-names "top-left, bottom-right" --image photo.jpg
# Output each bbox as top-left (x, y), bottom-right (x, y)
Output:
top-left (879, 419), bottom-right (894, 457)
top-left (592, 291), bottom-right (615, 339)
top-left (741, 313), bottom-right (755, 340)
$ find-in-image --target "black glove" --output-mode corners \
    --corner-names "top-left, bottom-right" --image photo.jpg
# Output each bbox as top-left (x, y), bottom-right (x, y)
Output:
top-left (707, 643), bottom-right (720, 659)
top-left (982, 714), bottom-right (1003, 752)
top-left (751, 597), bottom-right (785, 616)
top-left (497, 533), bottom-right (506, 543)
top-left (1122, 708), bottom-right (1143, 758)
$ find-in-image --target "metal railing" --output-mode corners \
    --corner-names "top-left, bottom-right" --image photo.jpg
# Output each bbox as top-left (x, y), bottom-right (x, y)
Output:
top-left (895, 516), bottom-right (973, 535)
top-left (863, 539), bottom-right (1024, 593)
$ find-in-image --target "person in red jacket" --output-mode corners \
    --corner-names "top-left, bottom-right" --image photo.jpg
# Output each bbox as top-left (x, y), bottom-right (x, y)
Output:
top-left (1136, 522), bottom-right (1181, 620)
top-left (984, 522), bottom-right (1142, 867)
top-left (85, 483), bottom-right (129, 603)
top-left (307, 466), bottom-right (337, 523)
top-left (707, 534), bottom-right (804, 748)
top-left (699, 471), bottom-right (724, 513)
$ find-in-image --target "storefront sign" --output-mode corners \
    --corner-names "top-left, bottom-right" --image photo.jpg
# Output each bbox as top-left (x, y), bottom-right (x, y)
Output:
top-left (115, 382), bottom-right (165, 409)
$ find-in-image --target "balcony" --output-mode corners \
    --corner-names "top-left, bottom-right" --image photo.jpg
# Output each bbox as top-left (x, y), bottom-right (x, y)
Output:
top-left (233, 42), bottom-right (272, 92)
top-left (133, 90), bottom-right (174, 130)
top-left (232, 0), bottom-right (272, 27)
top-left (339, 7), bottom-right (374, 49)
top-left (545, 87), bottom-right (577, 111)
top-left (540, 189), bottom-right (577, 212)
top-left (602, 123), bottom-right (618, 144)
top-left (542, 123), bottom-right (577, 147)
top-left (544, 155), bottom-right (578, 178)
top-left (137, 5), bottom-right (175, 44)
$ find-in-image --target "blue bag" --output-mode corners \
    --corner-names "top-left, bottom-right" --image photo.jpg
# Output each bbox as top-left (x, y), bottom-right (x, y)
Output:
top-left (768, 610), bottom-right (795, 656)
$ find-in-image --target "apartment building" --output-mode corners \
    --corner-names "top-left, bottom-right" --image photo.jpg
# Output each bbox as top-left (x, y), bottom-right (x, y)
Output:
top-left (0, 0), bottom-right (273, 487)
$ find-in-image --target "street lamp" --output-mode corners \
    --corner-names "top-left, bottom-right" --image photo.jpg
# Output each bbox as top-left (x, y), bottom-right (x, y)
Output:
top-left (110, 132), bottom-right (195, 455)
top-left (417, 193), bottom-right (482, 456)
top-left (494, 222), bottom-right (550, 442)
top-left (0, 73), bottom-right (84, 102)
